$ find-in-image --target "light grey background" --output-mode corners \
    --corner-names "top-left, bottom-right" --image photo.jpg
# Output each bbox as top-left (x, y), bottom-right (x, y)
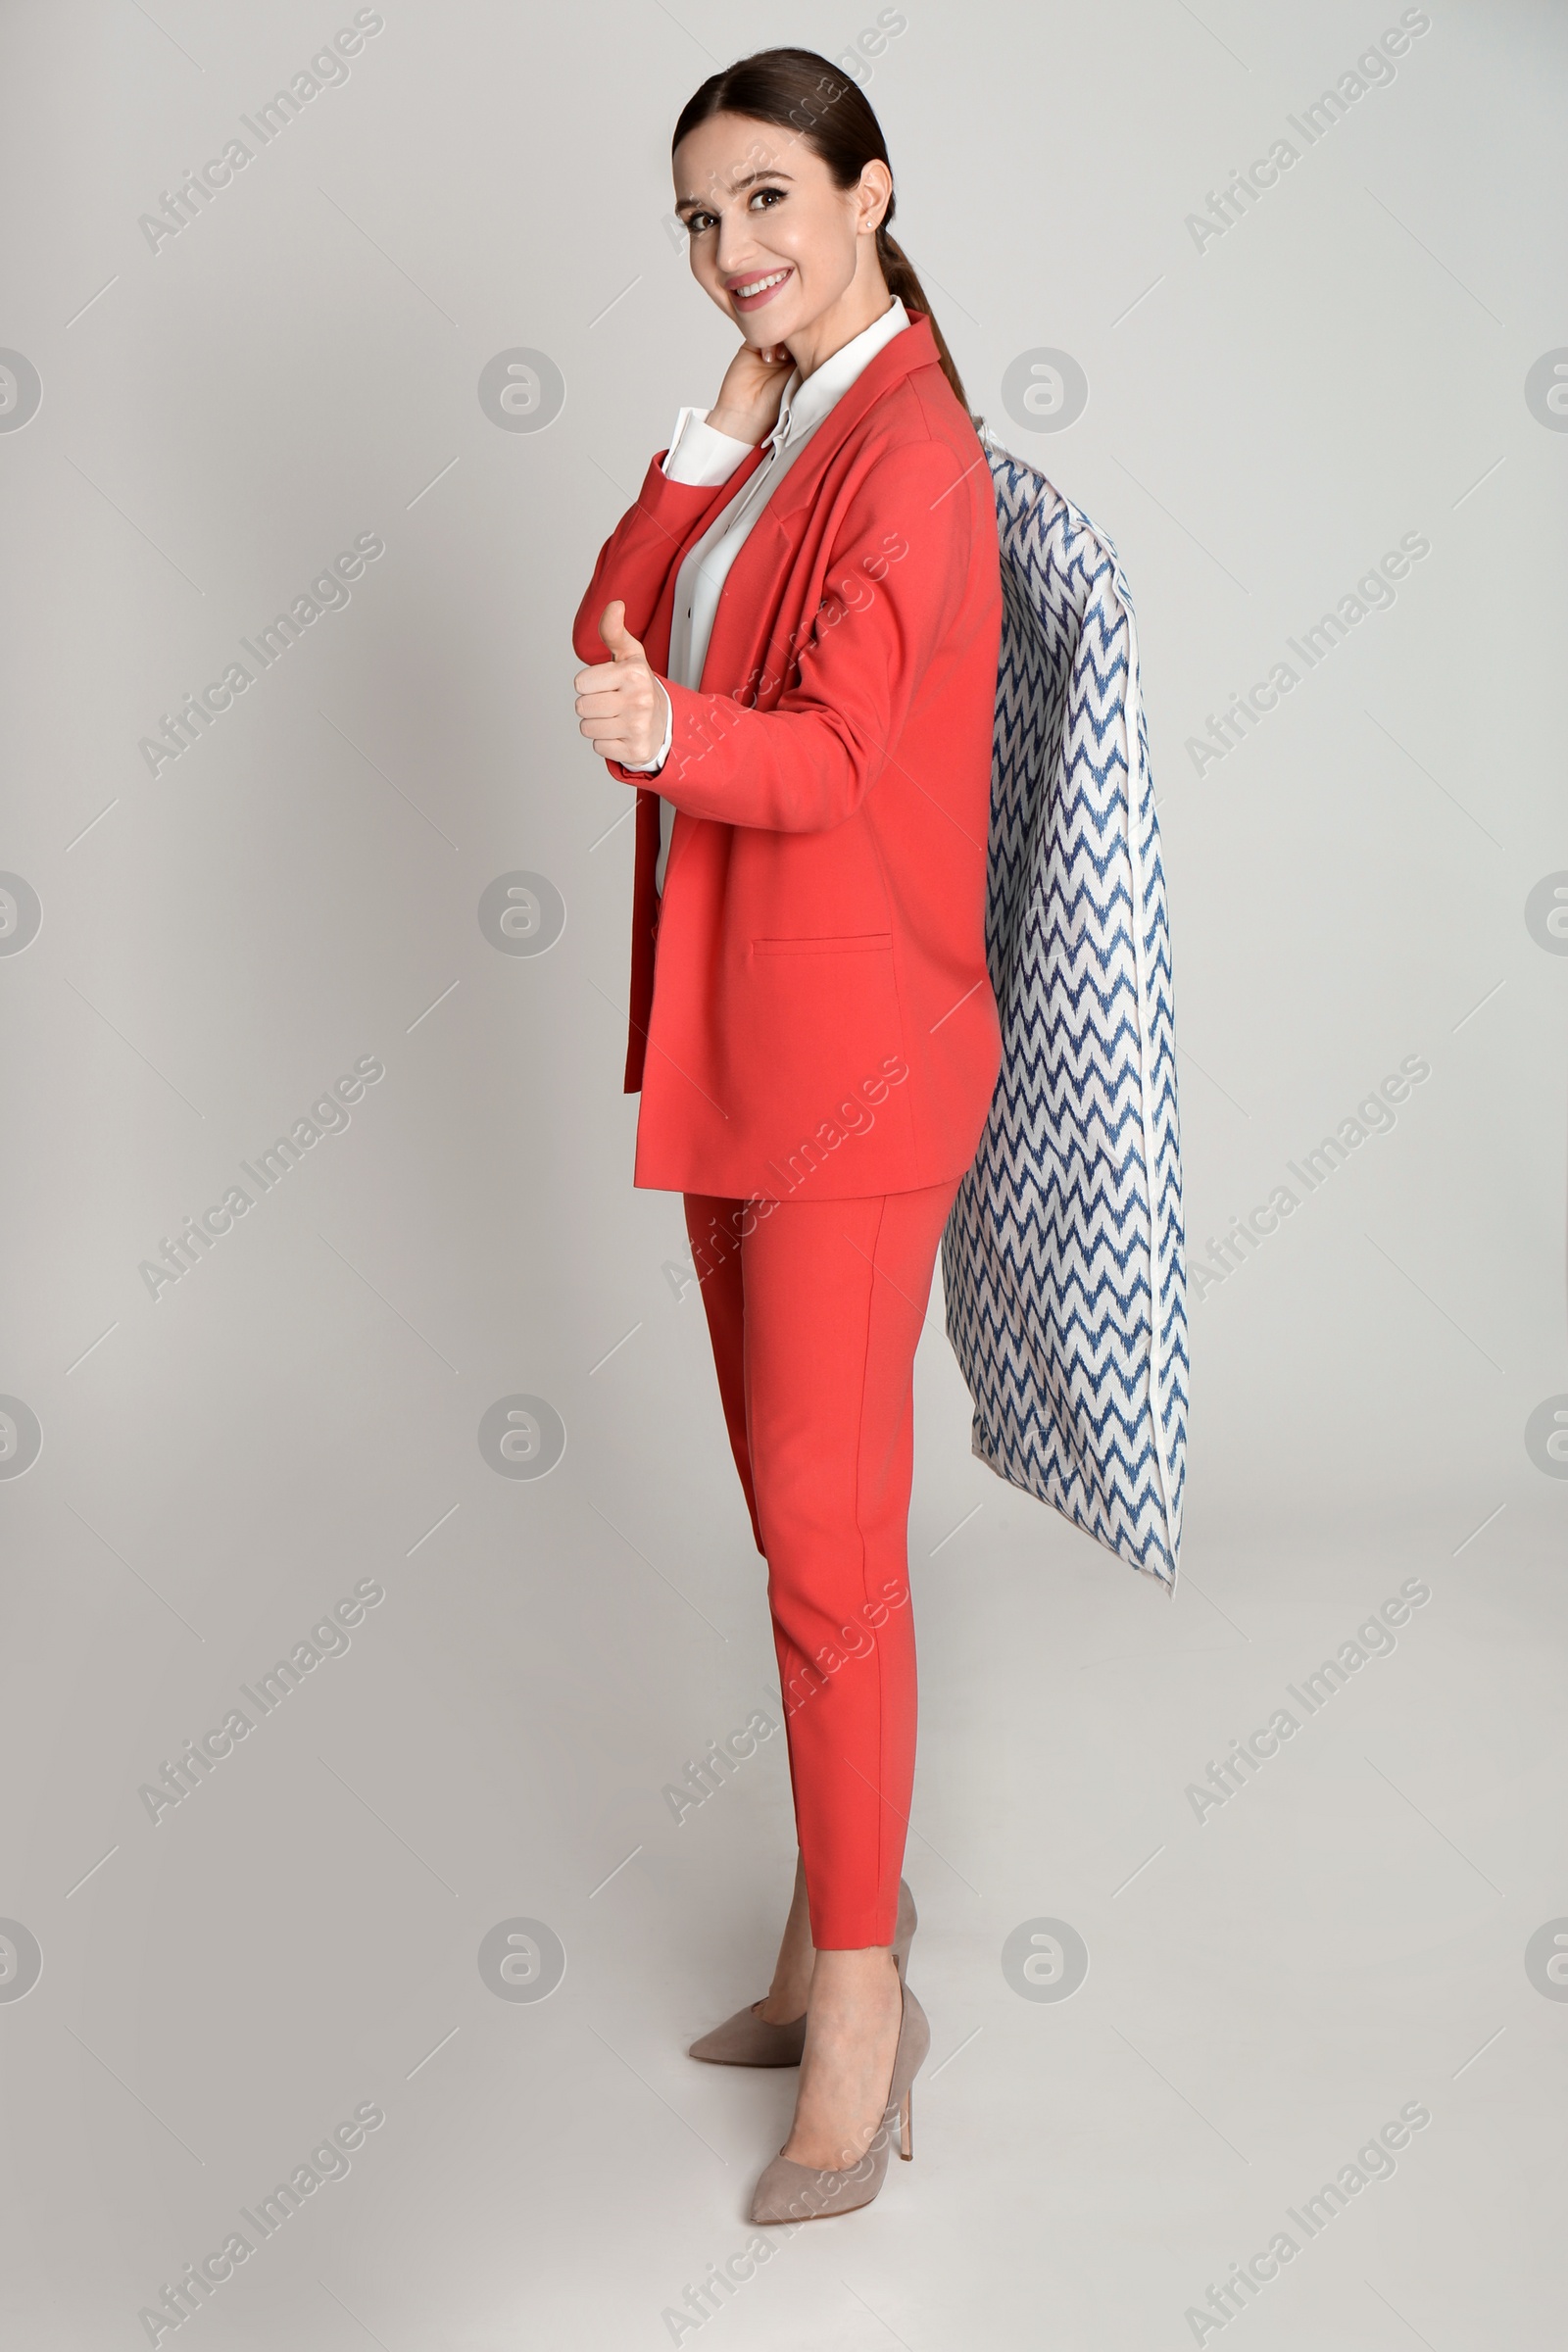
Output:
top-left (2, 2), bottom-right (1564, 2344)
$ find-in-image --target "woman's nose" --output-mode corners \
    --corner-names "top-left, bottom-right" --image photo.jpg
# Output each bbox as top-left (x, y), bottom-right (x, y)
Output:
top-left (713, 218), bottom-right (759, 276)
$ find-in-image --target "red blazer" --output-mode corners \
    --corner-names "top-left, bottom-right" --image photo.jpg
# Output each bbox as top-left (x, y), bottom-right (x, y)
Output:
top-left (571, 308), bottom-right (1003, 1203)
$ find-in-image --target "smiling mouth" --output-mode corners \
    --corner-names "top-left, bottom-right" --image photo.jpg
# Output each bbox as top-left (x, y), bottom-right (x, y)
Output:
top-left (731, 266), bottom-right (793, 308)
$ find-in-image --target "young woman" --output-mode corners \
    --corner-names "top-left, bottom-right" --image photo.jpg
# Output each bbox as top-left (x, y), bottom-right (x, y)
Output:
top-left (572, 48), bottom-right (1002, 2222)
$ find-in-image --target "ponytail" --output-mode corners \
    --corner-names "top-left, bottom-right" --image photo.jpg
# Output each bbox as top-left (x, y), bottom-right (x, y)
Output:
top-left (873, 222), bottom-right (971, 420)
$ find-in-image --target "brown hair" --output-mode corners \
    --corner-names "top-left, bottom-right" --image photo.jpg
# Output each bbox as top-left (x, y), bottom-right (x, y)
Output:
top-left (671, 47), bottom-right (973, 422)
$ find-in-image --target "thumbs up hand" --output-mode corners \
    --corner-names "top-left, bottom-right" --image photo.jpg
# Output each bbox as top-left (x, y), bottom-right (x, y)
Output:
top-left (574, 600), bottom-right (671, 768)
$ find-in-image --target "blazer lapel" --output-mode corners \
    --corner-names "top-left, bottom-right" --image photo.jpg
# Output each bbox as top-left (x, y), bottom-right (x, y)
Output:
top-left (690, 312), bottom-right (947, 697)
top-left (762, 310), bottom-right (943, 528)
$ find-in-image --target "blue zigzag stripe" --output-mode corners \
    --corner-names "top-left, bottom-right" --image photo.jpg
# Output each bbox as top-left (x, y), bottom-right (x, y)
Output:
top-left (942, 428), bottom-right (1189, 1590)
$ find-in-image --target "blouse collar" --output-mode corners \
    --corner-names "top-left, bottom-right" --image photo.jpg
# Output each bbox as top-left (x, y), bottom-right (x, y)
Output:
top-left (768, 295), bottom-right (910, 454)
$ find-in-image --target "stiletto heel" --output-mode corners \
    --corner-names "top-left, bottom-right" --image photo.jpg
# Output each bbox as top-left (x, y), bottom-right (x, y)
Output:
top-left (899, 2086), bottom-right (913, 2159)
top-left (748, 1979), bottom-right (931, 2223)
top-left (688, 1878), bottom-right (916, 2067)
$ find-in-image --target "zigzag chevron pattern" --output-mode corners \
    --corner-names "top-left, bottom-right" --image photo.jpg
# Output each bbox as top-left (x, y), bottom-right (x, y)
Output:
top-left (942, 428), bottom-right (1189, 1590)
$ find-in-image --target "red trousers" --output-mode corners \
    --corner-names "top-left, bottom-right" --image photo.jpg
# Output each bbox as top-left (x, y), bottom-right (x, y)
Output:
top-left (682, 1178), bottom-right (960, 1949)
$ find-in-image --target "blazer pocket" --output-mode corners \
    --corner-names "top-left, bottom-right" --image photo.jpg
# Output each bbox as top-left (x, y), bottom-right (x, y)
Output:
top-left (752, 931), bottom-right (893, 956)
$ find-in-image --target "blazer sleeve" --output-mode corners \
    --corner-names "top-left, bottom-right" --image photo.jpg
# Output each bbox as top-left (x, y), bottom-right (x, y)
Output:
top-left (571, 448), bottom-right (761, 659)
top-left (593, 433), bottom-right (976, 835)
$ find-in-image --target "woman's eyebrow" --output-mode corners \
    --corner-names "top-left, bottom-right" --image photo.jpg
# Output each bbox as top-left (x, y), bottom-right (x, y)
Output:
top-left (674, 170), bottom-right (794, 218)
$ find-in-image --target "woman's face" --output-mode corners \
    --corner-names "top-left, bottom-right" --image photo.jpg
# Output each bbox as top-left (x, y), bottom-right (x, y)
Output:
top-left (672, 112), bottom-right (891, 346)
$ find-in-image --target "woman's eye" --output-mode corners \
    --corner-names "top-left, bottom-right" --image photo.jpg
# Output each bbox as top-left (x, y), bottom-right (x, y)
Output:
top-left (684, 187), bottom-right (782, 236)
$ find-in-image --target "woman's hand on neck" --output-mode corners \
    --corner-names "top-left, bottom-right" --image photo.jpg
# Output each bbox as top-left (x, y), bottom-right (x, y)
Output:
top-left (706, 341), bottom-right (797, 445)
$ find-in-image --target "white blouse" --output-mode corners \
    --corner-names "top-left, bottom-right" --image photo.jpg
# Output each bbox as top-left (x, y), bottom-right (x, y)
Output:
top-left (622, 296), bottom-right (910, 895)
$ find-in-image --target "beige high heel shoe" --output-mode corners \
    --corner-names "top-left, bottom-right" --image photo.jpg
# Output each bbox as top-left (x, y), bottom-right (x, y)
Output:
top-left (687, 1878), bottom-right (916, 2067)
top-left (747, 1977), bottom-right (930, 2223)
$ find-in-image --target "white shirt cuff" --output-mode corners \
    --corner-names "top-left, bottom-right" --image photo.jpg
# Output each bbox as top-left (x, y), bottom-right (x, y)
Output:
top-left (662, 406), bottom-right (756, 486)
top-left (619, 680), bottom-right (673, 773)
